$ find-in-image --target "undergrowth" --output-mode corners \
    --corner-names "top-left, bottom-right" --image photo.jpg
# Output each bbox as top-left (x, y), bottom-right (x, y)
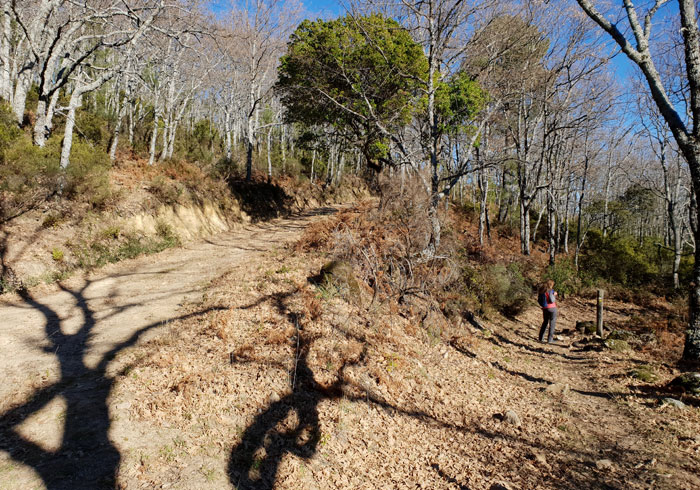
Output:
top-left (296, 181), bottom-right (537, 323)
top-left (71, 221), bottom-right (180, 270)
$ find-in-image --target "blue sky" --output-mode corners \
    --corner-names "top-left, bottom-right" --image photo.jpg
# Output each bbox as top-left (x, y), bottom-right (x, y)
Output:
top-left (305, 0), bottom-right (344, 17)
top-left (207, 0), bottom-right (678, 90)
top-left (206, 0), bottom-right (344, 19)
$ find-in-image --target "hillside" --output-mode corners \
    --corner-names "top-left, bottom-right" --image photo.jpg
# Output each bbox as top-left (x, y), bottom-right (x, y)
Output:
top-left (4, 1), bottom-right (700, 488)
top-left (0, 155), bottom-right (363, 295)
top-left (1, 202), bottom-right (697, 489)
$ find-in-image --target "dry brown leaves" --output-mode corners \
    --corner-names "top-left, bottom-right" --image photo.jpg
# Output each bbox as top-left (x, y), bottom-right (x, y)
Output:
top-left (109, 209), bottom-right (700, 490)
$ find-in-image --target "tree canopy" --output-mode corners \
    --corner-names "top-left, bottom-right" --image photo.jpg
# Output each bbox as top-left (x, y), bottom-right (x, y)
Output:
top-left (276, 14), bottom-right (427, 169)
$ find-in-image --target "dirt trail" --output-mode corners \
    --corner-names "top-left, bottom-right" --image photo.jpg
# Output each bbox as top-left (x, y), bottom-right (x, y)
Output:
top-left (0, 207), bottom-right (337, 488)
top-left (2, 205), bottom-right (699, 489)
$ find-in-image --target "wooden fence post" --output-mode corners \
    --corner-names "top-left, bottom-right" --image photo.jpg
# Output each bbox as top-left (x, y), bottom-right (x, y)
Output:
top-left (596, 289), bottom-right (604, 337)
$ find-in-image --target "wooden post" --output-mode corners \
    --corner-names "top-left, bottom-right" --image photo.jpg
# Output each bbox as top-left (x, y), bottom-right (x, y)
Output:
top-left (596, 289), bottom-right (604, 337)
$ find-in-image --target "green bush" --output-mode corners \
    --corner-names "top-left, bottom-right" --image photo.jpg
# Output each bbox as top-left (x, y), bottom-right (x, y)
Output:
top-left (0, 127), bottom-right (111, 215)
top-left (75, 110), bottom-right (107, 147)
top-left (64, 139), bottom-right (111, 207)
top-left (544, 257), bottom-right (578, 296)
top-left (0, 101), bottom-right (59, 218)
top-left (580, 230), bottom-right (657, 287)
top-left (485, 262), bottom-right (531, 317)
top-left (0, 100), bottom-right (20, 152)
top-left (51, 248), bottom-right (64, 261)
top-left (0, 134), bottom-right (61, 196)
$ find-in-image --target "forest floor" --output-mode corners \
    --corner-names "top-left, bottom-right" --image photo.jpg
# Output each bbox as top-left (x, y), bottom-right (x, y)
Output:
top-left (1, 204), bottom-right (699, 490)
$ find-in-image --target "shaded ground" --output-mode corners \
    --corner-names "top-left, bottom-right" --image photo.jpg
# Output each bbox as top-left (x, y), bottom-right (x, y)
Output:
top-left (0, 207), bottom-right (338, 489)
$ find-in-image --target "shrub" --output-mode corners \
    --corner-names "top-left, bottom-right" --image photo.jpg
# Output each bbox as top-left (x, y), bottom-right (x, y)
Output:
top-left (72, 224), bottom-right (180, 270)
top-left (544, 258), bottom-right (578, 297)
top-left (42, 212), bottom-right (65, 228)
top-left (482, 262), bottom-right (531, 317)
top-left (51, 248), bottom-right (64, 262)
top-left (75, 110), bottom-right (107, 147)
top-left (63, 140), bottom-right (111, 207)
top-left (0, 135), bottom-right (61, 220)
top-left (0, 100), bottom-right (20, 153)
top-left (155, 220), bottom-right (180, 247)
top-left (580, 230), bottom-right (657, 287)
top-left (148, 175), bottom-right (184, 204)
top-left (0, 129), bottom-right (111, 217)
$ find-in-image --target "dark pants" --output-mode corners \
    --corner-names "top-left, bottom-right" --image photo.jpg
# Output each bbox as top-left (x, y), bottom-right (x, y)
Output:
top-left (539, 308), bottom-right (557, 342)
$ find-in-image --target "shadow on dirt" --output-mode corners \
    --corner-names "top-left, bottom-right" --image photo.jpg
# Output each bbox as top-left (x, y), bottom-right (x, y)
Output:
top-left (228, 293), bottom-right (365, 490)
top-left (226, 285), bottom-right (625, 490)
top-left (0, 281), bottom-right (223, 489)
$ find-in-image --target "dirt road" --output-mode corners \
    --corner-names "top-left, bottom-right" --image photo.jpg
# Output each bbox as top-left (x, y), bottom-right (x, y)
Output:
top-left (0, 207), bottom-right (336, 489)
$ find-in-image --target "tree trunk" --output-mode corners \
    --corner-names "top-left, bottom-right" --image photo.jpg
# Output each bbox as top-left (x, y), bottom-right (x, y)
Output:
top-left (160, 114), bottom-right (170, 161)
top-left (267, 127), bottom-right (272, 180)
top-left (520, 198), bottom-right (531, 255)
top-left (246, 134), bottom-right (254, 181)
top-left (0, 7), bottom-right (11, 102)
top-left (478, 175), bottom-right (489, 247)
top-left (128, 101), bottom-right (134, 146)
top-left (679, 148), bottom-right (700, 360)
top-left (246, 112), bottom-right (255, 181)
top-left (686, 238), bottom-right (700, 360)
top-left (110, 97), bottom-right (127, 161)
top-left (532, 204), bottom-right (545, 243)
top-left (673, 221), bottom-right (682, 290)
top-left (33, 97), bottom-right (49, 146)
top-left (60, 92), bottom-right (82, 170)
top-left (310, 148), bottom-right (316, 184)
top-left (548, 193), bottom-right (556, 266)
top-left (148, 105), bottom-right (160, 166)
top-left (281, 125), bottom-right (286, 173)
top-left (12, 70), bottom-right (30, 124)
top-left (563, 177), bottom-right (572, 254)
top-left (224, 112), bottom-right (232, 161)
top-left (427, 193), bottom-right (441, 256)
top-left (603, 161), bottom-right (612, 237)
top-left (336, 152), bottom-right (344, 184)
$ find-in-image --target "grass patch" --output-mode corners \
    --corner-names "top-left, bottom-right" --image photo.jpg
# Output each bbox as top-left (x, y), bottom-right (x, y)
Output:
top-left (72, 221), bottom-right (180, 270)
top-left (629, 365), bottom-right (656, 383)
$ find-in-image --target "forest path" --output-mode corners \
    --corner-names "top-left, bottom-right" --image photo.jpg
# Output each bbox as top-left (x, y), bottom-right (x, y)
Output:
top-left (0, 207), bottom-right (337, 402)
top-left (0, 206), bottom-right (336, 489)
top-left (483, 302), bottom-right (700, 488)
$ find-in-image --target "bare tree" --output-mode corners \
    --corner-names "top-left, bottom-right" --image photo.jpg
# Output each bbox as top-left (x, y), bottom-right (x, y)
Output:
top-left (227, 0), bottom-right (300, 181)
top-left (574, 0), bottom-right (700, 361)
top-left (9, 0), bottom-right (171, 147)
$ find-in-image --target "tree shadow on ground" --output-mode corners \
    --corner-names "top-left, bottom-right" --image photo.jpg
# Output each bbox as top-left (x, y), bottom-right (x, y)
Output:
top-left (226, 288), bottom-right (626, 489)
top-left (228, 341), bottom-right (322, 490)
top-left (228, 294), bottom-right (364, 489)
top-left (431, 463), bottom-right (471, 489)
top-left (0, 280), bottom-right (223, 489)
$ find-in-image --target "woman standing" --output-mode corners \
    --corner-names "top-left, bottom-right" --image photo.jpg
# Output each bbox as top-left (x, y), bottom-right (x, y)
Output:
top-left (538, 280), bottom-right (558, 343)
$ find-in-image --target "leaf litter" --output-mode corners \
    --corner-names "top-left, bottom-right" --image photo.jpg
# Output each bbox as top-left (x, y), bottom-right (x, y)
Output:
top-left (107, 206), bottom-right (700, 489)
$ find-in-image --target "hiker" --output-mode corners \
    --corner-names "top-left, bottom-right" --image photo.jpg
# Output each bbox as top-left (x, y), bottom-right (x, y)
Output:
top-left (538, 280), bottom-right (558, 343)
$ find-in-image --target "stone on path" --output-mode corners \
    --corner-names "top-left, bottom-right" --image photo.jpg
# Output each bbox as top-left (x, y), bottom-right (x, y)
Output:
top-left (503, 409), bottom-right (521, 427)
top-left (661, 397), bottom-right (686, 409)
top-left (545, 383), bottom-right (570, 396)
